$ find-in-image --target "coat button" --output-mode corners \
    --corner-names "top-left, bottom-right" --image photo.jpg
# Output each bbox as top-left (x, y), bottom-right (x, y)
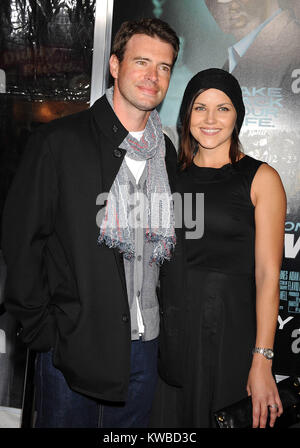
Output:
top-left (122, 314), bottom-right (129, 323)
top-left (112, 124), bottom-right (118, 133)
top-left (113, 149), bottom-right (122, 158)
top-left (17, 325), bottom-right (23, 337)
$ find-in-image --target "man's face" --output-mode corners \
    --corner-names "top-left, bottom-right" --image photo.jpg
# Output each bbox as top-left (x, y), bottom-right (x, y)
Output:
top-left (205, 0), bottom-right (266, 36)
top-left (110, 34), bottom-right (174, 115)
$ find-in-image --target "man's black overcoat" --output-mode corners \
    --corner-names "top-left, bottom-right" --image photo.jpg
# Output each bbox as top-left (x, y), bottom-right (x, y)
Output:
top-left (1, 95), bottom-right (178, 401)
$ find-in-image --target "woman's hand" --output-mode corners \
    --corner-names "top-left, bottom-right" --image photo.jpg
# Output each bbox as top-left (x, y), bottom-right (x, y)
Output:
top-left (247, 360), bottom-right (283, 428)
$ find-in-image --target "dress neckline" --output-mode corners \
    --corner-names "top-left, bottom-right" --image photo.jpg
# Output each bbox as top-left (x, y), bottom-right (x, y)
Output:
top-left (192, 154), bottom-right (248, 171)
top-left (187, 155), bottom-right (250, 183)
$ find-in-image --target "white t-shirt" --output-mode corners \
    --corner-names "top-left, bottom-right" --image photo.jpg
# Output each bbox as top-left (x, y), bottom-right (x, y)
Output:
top-left (125, 130), bottom-right (146, 183)
top-left (126, 130), bottom-right (146, 335)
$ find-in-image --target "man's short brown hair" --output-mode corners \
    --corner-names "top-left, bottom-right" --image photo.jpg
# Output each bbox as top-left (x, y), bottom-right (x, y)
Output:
top-left (111, 18), bottom-right (180, 66)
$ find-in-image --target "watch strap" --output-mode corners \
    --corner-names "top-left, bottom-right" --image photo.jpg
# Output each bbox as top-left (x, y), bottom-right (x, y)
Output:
top-left (252, 347), bottom-right (274, 359)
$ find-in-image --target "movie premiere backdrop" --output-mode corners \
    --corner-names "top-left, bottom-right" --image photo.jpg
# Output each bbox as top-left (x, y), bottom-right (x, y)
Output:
top-left (0, 0), bottom-right (299, 427)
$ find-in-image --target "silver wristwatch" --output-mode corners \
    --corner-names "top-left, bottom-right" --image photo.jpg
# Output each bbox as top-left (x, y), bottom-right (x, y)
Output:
top-left (252, 347), bottom-right (274, 360)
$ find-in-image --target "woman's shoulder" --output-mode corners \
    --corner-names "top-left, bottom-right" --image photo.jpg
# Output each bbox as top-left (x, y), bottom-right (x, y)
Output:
top-left (233, 154), bottom-right (267, 187)
top-left (237, 154), bottom-right (265, 171)
top-left (250, 158), bottom-right (286, 205)
top-left (240, 154), bottom-right (281, 181)
top-left (252, 160), bottom-right (284, 186)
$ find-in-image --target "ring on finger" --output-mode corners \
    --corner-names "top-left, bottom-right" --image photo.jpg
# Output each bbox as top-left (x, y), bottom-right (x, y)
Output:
top-left (268, 404), bottom-right (279, 410)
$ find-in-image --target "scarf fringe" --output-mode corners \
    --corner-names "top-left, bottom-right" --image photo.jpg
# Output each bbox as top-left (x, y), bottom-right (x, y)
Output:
top-left (98, 233), bottom-right (176, 265)
top-left (146, 232), bottom-right (176, 265)
top-left (98, 235), bottom-right (135, 260)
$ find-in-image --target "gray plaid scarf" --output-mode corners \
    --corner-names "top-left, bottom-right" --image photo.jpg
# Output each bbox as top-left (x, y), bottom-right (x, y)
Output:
top-left (97, 87), bottom-right (176, 264)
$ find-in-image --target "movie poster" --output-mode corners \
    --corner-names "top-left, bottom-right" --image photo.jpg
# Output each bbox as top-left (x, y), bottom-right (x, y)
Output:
top-left (112, 0), bottom-right (300, 375)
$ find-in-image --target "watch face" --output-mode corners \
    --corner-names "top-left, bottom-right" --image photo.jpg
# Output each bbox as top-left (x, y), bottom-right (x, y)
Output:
top-left (265, 349), bottom-right (274, 359)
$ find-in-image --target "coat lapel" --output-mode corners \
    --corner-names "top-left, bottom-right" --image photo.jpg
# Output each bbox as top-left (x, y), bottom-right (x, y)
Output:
top-left (91, 95), bottom-right (128, 194)
top-left (90, 95), bottom-right (129, 296)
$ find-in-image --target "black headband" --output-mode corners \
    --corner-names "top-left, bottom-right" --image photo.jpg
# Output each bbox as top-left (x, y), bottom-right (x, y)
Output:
top-left (179, 68), bottom-right (245, 133)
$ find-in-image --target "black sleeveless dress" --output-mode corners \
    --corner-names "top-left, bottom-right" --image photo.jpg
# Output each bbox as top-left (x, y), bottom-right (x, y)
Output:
top-left (151, 155), bottom-right (265, 428)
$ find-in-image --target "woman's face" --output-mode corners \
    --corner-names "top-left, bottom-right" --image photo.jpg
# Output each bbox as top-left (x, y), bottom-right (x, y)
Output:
top-left (190, 88), bottom-right (237, 153)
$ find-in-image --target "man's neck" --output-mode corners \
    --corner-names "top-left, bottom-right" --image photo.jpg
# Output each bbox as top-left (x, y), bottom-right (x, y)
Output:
top-left (112, 88), bottom-right (151, 132)
top-left (232, 5), bottom-right (280, 41)
top-left (233, 18), bottom-right (261, 41)
top-left (114, 102), bottom-right (150, 131)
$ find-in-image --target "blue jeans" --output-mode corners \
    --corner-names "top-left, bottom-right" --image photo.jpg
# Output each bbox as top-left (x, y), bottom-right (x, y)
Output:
top-left (34, 337), bottom-right (158, 428)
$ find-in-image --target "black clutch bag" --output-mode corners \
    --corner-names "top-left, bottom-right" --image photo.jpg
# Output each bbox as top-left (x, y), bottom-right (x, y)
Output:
top-left (214, 376), bottom-right (300, 428)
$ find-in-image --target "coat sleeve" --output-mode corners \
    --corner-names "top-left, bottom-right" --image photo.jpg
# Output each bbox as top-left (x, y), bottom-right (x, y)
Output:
top-left (1, 130), bottom-right (58, 351)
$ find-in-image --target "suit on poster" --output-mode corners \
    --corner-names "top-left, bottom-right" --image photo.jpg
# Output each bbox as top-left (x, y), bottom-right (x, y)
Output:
top-left (1, 19), bottom-right (179, 428)
top-left (223, 9), bottom-right (300, 101)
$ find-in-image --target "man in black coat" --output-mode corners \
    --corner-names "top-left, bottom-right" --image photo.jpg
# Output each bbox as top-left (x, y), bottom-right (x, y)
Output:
top-left (1, 18), bottom-right (179, 428)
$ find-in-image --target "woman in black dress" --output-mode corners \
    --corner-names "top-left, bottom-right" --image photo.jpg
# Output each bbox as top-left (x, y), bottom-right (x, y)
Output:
top-left (156, 68), bottom-right (286, 428)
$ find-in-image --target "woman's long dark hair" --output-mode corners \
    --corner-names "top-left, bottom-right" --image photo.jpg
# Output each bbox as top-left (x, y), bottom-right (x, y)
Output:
top-left (178, 88), bottom-right (242, 171)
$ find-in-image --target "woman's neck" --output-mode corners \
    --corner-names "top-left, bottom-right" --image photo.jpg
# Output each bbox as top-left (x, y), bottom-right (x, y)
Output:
top-left (193, 147), bottom-right (231, 168)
